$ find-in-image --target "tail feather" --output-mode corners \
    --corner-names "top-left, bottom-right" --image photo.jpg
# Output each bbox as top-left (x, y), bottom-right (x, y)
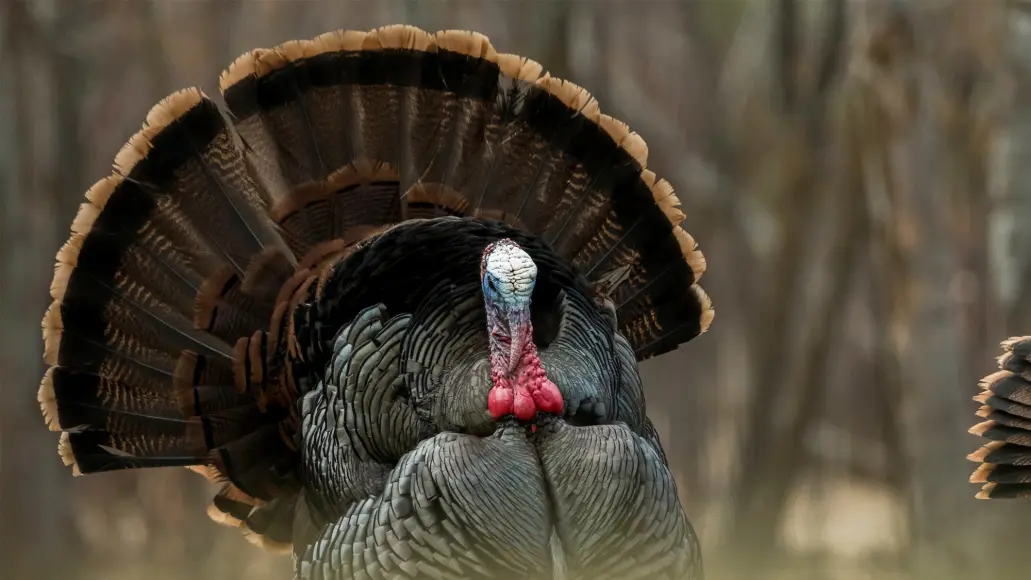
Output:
top-left (969, 338), bottom-right (1031, 498)
top-left (208, 484), bottom-right (294, 553)
top-left (42, 88), bottom-right (301, 548)
top-left (42, 25), bottom-right (713, 550)
top-left (219, 25), bottom-right (711, 359)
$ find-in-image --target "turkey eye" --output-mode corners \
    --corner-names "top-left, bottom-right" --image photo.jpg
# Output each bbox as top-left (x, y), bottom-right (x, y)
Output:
top-left (487, 277), bottom-right (497, 292)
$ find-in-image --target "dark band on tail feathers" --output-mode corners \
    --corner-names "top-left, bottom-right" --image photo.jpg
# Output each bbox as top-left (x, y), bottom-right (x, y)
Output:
top-left (219, 25), bottom-right (711, 360)
top-left (40, 89), bottom-right (302, 548)
top-left (969, 337), bottom-right (1031, 499)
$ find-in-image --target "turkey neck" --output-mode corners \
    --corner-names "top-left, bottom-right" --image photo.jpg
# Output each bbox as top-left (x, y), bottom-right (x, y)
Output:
top-left (485, 300), bottom-right (564, 422)
top-left (503, 305), bottom-right (530, 376)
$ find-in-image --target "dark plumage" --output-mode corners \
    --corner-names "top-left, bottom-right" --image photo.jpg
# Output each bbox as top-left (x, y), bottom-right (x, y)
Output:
top-left (968, 337), bottom-right (1031, 499)
top-left (39, 25), bottom-right (711, 579)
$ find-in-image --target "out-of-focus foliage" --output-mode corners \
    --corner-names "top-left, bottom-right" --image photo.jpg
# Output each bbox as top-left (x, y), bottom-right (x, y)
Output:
top-left (3, 1), bottom-right (1031, 579)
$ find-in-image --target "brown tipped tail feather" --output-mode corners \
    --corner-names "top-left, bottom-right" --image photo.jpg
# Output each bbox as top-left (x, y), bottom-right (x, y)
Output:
top-left (39, 25), bottom-right (711, 551)
top-left (969, 337), bottom-right (1031, 499)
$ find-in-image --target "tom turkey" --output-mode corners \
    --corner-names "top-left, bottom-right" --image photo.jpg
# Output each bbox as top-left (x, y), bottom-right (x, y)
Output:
top-left (968, 338), bottom-right (1031, 499)
top-left (38, 25), bottom-right (711, 579)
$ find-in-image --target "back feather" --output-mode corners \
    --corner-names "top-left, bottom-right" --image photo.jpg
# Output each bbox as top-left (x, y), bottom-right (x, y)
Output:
top-left (39, 25), bottom-right (712, 549)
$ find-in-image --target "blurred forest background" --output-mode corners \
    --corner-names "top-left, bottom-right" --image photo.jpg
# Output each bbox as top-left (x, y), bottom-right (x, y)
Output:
top-left (3, 0), bottom-right (1031, 579)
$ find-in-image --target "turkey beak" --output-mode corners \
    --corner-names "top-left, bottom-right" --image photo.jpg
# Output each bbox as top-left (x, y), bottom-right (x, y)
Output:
top-left (506, 303), bottom-right (531, 375)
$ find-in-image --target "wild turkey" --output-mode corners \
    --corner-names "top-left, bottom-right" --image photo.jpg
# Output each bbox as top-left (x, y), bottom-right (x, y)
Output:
top-left (38, 25), bottom-right (711, 579)
top-left (968, 337), bottom-right (1031, 499)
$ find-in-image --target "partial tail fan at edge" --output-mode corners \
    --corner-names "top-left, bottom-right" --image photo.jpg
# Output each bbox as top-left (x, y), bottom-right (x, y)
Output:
top-left (38, 24), bottom-right (713, 550)
top-left (39, 88), bottom-right (302, 551)
top-left (969, 337), bottom-right (1031, 499)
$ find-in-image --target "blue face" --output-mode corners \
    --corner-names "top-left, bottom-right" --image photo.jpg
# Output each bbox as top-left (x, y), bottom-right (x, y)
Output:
top-left (482, 272), bottom-right (503, 303)
top-left (481, 268), bottom-right (534, 312)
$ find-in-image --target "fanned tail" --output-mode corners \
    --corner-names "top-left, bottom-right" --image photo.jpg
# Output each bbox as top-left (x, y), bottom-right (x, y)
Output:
top-left (40, 89), bottom-right (300, 551)
top-left (41, 24), bottom-right (713, 550)
top-left (968, 337), bottom-right (1031, 499)
top-left (218, 25), bottom-right (711, 361)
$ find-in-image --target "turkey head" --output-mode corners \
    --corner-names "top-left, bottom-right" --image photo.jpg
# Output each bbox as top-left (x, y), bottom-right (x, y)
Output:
top-left (481, 239), bottom-right (564, 422)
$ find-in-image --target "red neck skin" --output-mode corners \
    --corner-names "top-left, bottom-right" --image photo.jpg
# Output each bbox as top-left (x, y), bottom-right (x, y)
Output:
top-left (486, 320), bottom-right (564, 422)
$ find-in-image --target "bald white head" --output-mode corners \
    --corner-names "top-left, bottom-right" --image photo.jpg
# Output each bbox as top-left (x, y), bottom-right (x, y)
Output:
top-left (480, 239), bottom-right (537, 303)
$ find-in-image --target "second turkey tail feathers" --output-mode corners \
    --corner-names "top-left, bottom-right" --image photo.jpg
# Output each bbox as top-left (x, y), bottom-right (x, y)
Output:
top-left (39, 25), bottom-right (711, 549)
top-left (969, 337), bottom-right (1031, 499)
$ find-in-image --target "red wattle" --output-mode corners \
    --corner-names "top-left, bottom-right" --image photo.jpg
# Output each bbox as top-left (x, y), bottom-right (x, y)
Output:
top-left (531, 378), bottom-right (564, 415)
top-left (488, 386), bottom-right (514, 420)
top-left (487, 319), bottom-right (565, 421)
top-left (513, 389), bottom-right (536, 421)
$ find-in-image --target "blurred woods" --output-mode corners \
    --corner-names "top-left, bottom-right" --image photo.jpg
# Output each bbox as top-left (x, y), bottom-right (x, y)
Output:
top-left (2, 0), bottom-right (1031, 579)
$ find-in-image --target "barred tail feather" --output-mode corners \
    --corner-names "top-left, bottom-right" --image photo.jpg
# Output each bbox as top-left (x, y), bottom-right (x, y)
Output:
top-left (40, 89), bottom-right (300, 549)
top-left (968, 337), bottom-right (1031, 499)
top-left (218, 25), bottom-right (711, 360)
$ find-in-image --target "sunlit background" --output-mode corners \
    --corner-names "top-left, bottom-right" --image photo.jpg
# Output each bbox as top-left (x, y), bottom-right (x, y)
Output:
top-left (3, 1), bottom-right (1031, 579)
